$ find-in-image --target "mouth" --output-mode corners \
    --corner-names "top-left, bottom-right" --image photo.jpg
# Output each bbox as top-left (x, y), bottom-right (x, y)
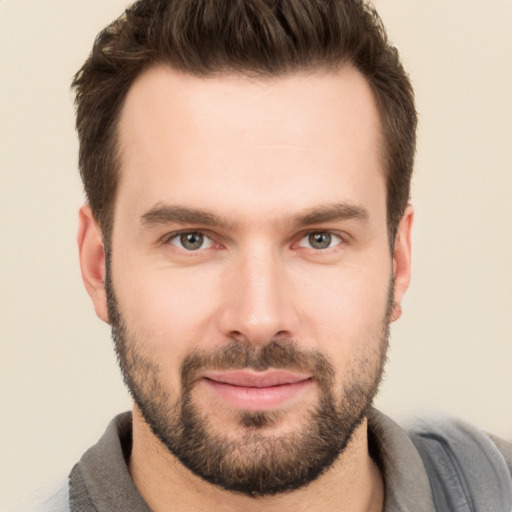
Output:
top-left (200, 370), bottom-right (314, 410)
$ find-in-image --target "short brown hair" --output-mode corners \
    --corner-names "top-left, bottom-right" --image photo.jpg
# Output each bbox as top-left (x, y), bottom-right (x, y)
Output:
top-left (73, 0), bottom-right (416, 244)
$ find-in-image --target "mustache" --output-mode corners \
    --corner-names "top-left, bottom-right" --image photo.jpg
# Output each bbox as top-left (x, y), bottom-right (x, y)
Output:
top-left (180, 340), bottom-right (335, 389)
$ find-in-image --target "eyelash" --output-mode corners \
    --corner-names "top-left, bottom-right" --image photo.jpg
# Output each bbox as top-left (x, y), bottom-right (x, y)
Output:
top-left (161, 230), bottom-right (218, 250)
top-left (297, 231), bottom-right (345, 250)
top-left (161, 229), bottom-right (347, 252)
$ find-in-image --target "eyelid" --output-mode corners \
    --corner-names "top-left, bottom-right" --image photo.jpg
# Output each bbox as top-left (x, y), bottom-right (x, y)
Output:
top-left (160, 229), bottom-right (217, 249)
top-left (294, 229), bottom-right (347, 249)
top-left (158, 228), bottom-right (349, 251)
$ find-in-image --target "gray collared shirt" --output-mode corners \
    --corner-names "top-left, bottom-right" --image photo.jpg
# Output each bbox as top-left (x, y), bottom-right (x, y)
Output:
top-left (29, 409), bottom-right (512, 511)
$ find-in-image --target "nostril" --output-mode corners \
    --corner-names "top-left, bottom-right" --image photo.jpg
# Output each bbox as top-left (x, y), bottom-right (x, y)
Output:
top-left (229, 331), bottom-right (248, 343)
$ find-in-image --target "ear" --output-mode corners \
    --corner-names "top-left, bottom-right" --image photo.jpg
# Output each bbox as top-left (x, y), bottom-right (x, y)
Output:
top-left (77, 204), bottom-right (109, 323)
top-left (390, 204), bottom-right (414, 322)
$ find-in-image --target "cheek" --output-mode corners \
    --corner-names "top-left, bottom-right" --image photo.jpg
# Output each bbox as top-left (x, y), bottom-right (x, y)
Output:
top-left (294, 263), bottom-right (391, 362)
top-left (113, 263), bottom-right (223, 356)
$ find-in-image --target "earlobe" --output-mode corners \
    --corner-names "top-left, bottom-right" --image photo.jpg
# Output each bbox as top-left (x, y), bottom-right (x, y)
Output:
top-left (390, 205), bottom-right (414, 323)
top-left (77, 205), bottom-right (109, 323)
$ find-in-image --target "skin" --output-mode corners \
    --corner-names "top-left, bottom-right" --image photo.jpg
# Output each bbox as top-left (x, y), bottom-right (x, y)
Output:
top-left (78, 64), bottom-right (413, 511)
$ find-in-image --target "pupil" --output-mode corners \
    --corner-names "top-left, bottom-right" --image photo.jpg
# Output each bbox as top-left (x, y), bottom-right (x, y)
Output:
top-left (309, 232), bottom-right (331, 249)
top-left (181, 233), bottom-right (203, 250)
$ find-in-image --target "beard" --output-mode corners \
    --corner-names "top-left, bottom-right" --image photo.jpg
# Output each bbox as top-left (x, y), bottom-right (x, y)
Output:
top-left (105, 258), bottom-right (392, 497)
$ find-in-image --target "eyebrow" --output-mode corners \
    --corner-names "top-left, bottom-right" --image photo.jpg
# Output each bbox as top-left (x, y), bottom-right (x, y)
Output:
top-left (139, 202), bottom-right (369, 230)
top-left (140, 205), bottom-right (236, 230)
top-left (292, 203), bottom-right (369, 227)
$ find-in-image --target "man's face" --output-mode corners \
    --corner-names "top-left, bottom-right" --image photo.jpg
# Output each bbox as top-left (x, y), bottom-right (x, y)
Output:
top-left (94, 65), bottom-right (410, 495)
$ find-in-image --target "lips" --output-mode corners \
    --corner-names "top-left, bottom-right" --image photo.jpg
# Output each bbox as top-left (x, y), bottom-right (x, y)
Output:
top-left (202, 370), bottom-right (311, 387)
top-left (200, 370), bottom-right (313, 410)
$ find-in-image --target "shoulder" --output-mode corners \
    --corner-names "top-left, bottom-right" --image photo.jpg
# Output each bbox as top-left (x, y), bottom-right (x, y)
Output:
top-left (15, 479), bottom-right (70, 512)
top-left (407, 415), bottom-right (512, 512)
top-left (408, 414), bottom-right (512, 471)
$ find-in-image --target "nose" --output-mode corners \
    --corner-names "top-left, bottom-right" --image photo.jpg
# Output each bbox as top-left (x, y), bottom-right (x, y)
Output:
top-left (218, 244), bottom-right (299, 346)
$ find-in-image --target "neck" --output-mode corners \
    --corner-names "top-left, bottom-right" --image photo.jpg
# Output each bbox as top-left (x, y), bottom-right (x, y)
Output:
top-left (128, 406), bottom-right (384, 512)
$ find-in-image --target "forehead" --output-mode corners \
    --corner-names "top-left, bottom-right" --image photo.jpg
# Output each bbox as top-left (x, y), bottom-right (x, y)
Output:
top-left (115, 65), bottom-right (385, 224)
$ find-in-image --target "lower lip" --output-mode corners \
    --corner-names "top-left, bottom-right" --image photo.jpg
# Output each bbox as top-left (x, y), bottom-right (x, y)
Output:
top-left (202, 378), bottom-right (313, 410)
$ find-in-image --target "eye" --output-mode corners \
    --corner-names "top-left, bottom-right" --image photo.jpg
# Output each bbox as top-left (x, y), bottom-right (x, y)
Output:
top-left (297, 231), bottom-right (343, 250)
top-left (167, 231), bottom-right (214, 251)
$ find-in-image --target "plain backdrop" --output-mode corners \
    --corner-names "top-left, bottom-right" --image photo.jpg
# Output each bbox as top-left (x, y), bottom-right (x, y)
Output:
top-left (1, 0), bottom-right (511, 509)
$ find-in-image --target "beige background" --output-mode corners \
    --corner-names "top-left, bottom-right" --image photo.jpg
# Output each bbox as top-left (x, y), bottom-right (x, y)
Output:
top-left (1, 0), bottom-right (511, 509)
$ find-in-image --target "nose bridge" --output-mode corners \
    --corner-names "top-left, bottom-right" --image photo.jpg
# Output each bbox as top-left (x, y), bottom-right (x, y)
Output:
top-left (220, 241), bottom-right (297, 344)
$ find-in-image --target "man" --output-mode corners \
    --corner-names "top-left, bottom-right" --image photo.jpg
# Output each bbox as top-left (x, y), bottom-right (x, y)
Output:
top-left (40, 0), bottom-right (511, 510)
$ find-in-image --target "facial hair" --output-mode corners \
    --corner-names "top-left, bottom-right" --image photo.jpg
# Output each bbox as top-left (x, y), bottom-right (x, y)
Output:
top-left (105, 256), bottom-right (393, 497)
